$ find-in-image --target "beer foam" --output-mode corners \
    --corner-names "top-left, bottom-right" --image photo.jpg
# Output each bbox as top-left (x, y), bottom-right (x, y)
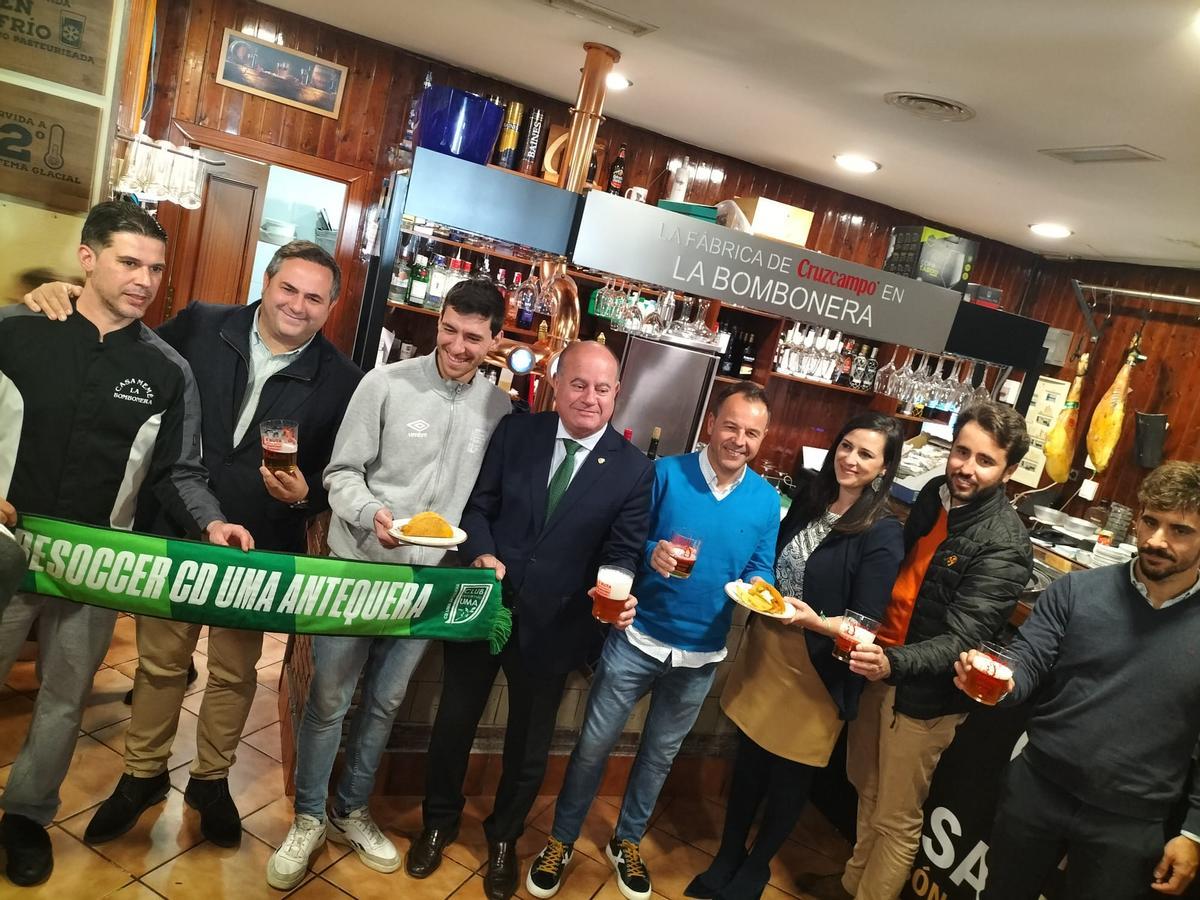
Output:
top-left (974, 657), bottom-right (1012, 680)
top-left (845, 624), bottom-right (877, 645)
top-left (597, 567), bottom-right (632, 600)
top-left (264, 441), bottom-right (298, 453)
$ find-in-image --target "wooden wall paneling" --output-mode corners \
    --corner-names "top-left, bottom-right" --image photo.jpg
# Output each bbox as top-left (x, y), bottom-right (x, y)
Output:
top-left (1015, 259), bottom-right (1200, 513)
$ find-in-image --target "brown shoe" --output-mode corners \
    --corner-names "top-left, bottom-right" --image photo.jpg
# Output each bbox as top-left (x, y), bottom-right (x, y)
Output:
top-left (405, 825), bottom-right (458, 879)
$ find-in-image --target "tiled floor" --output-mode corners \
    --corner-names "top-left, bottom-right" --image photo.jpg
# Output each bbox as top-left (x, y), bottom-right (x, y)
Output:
top-left (0, 618), bottom-right (850, 899)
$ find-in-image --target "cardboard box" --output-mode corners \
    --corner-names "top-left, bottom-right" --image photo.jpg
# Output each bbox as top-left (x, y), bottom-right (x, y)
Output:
top-left (883, 225), bottom-right (979, 293)
top-left (732, 196), bottom-right (814, 247)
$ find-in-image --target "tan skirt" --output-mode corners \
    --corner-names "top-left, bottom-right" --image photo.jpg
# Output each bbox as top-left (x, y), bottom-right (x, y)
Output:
top-left (721, 616), bottom-right (844, 766)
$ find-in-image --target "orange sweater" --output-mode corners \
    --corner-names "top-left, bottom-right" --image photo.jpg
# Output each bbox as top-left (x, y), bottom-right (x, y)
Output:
top-left (876, 506), bottom-right (949, 647)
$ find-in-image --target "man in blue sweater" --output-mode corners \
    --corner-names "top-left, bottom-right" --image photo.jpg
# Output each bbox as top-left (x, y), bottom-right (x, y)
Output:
top-left (954, 461), bottom-right (1200, 899)
top-left (526, 381), bottom-right (779, 900)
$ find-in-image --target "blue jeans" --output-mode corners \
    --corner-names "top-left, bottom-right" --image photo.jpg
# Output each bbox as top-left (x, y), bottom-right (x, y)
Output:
top-left (293, 634), bottom-right (428, 818)
top-left (552, 630), bottom-right (718, 844)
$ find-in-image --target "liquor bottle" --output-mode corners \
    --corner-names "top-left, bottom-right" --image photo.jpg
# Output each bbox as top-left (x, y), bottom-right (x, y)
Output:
top-left (505, 272), bottom-right (523, 326)
top-left (646, 426), bottom-right (662, 460)
top-left (606, 143), bottom-right (627, 194)
top-left (820, 331), bottom-right (842, 382)
top-left (426, 255), bottom-right (450, 311)
top-left (739, 330), bottom-right (757, 379)
top-left (401, 70), bottom-right (433, 152)
top-left (719, 327), bottom-right (741, 376)
top-left (834, 338), bottom-right (856, 385)
top-left (587, 149), bottom-right (599, 185)
top-left (407, 254), bottom-right (430, 306)
top-left (495, 267), bottom-right (509, 292)
top-left (516, 275), bottom-right (538, 330)
top-left (850, 344), bottom-right (870, 390)
top-left (494, 100), bottom-right (525, 169)
top-left (388, 240), bottom-right (412, 305)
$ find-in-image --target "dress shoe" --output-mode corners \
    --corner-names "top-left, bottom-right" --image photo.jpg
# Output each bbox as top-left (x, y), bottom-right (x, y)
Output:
top-left (184, 777), bottom-right (242, 847)
top-left (84, 772), bottom-right (170, 844)
top-left (484, 840), bottom-right (519, 900)
top-left (405, 825), bottom-right (458, 879)
top-left (2, 813), bottom-right (53, 886)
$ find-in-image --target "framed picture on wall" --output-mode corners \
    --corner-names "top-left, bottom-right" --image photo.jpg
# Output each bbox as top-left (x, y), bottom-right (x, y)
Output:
top-left (216, 28), bottom-right (348, 120)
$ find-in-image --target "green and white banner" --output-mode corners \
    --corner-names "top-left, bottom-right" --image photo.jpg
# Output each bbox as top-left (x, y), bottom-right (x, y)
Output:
top-left (11, 515), bottom-right (511, 652)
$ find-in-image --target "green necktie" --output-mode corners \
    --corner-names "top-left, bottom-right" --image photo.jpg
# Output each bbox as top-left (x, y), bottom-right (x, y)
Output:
top-left (545, 439), bottom-right (583, 518)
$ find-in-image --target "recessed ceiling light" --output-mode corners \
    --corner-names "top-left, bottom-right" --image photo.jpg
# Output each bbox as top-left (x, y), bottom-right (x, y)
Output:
top-left (1029, 222), bottom-right (1073, 239)
top-left (835, 154), bottom-right (881, 174)
top-left (605, 72), bottom-right (632, 90)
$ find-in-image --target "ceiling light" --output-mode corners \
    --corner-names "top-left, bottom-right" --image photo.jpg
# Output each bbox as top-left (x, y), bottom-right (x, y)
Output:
top-left (835, 154), bottom-right (881, 174)
top-left (605, 72), bottom-right (632, 90)
top-left (1029, 222), bottom-right (1073, 239)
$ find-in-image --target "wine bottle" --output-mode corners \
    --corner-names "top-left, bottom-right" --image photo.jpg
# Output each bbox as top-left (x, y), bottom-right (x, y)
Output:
top-left (719, 327), bottom-right (741, 376)
top-left (739, 330), bottom-right (757, 378)
top-left (646, 426), bottom-right (662, 460)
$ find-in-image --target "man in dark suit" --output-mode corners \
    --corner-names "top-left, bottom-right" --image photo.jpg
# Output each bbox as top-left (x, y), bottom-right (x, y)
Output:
top-left (23, 240), bottom-right (362, 847)
top-left (406, 341), bottom-right (655, 900)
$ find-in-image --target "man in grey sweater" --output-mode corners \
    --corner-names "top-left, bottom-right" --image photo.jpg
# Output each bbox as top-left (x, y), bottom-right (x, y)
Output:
top-left (955, 461), bottom-right (1200, 899)
top-left (267, 280), bottom-right (512, 890)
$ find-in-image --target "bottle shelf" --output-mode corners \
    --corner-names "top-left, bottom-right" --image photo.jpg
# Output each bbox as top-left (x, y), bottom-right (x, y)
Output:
top-left (715, 374), bottom-right (743, 384)
top-left (768, 370), bottom-right (874, 396)
top-left (386, 302), bottom-right (440, 319)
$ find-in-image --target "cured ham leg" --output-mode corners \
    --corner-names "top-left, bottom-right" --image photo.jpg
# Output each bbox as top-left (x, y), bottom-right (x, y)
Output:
top-left (1044, 353), bottom-right (1089, 484)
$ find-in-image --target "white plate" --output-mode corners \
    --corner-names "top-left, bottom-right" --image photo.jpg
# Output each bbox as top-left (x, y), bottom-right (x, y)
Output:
top-left (725, 580), bottom-right (794, 620)
top-left (388, 518), bottom-right (467, 548)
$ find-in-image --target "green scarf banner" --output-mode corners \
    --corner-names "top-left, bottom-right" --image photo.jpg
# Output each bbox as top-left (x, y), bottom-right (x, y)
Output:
top-left (11, 515), bottom-right (511, 652)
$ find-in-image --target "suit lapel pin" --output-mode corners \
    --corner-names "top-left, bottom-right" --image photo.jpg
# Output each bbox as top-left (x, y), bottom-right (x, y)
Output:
top-left (597, 457), bottom-right (606, 465)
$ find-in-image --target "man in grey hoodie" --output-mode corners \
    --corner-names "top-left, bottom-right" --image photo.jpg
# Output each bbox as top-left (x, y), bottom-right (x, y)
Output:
top-left (267, 279), bottom-right (512, 890)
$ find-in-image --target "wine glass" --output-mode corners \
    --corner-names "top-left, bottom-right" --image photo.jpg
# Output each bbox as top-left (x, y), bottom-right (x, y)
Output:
top-left (971, 364), bottom-right (993, 405)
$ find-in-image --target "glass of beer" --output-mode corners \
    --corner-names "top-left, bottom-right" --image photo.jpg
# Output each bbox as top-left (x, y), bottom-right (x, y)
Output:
top-left (833, 610), bottom-right (882, 663)
top-left (964, 642), bottom-right (1017, 706)
top-left (668, 532), bottom-right (701, 579)
top-left (593, 565), bottom-right (634, 624)
top-left (260, 419), bottom-right (299, 474)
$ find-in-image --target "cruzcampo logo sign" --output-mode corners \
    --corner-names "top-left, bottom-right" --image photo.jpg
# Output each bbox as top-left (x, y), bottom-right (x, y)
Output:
top-left (12, 515), bottom-right (511, 652)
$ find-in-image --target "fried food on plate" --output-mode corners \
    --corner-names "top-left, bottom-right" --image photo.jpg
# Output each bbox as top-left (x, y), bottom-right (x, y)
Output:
top-left (735, 577), bottom-right (787, 615)
top-left (401, 511), bottom-right (454, 538)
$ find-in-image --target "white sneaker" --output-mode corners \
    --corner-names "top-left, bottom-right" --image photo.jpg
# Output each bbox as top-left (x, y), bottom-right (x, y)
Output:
top-left (328, 806), bottom-right (401, 873)
top-left (266, 814), bottom-right (326, 890)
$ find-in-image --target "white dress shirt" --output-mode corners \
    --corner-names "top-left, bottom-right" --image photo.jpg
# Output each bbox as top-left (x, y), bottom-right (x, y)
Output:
top-left (547, 420), bottom-right (606, 488)
top-left (232, 310), bottom-right (314, 445)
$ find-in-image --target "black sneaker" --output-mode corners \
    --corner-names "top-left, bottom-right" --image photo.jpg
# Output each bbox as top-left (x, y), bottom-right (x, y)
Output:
top-left (526, 836), bottom-right (573, 898)
top-left (606, 836), bottom-right (651, 900)
top-left (184, 777), bottom-right (242, 847)
top-left (1, 813), bottom-right (53, 886)
top-left (84, 772), bottom-right (170, 844)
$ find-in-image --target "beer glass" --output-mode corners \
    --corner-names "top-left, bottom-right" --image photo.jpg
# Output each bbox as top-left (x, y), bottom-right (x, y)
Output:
top-left (593, 565), bottom-right (634, 624)
top-left (668, 532), bottom-right (701, 579)
top-left (260, 419), bottom-right (299, 474)
top-left (964, 642), bottom-right (1017, 705)
top-left (833, 610), bottom-right (882, 663)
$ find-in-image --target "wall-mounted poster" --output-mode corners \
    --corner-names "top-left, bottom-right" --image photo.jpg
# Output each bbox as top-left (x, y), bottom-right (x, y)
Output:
top-left (0, 82), bottom-right (99, 213)
top-left (215, 28), bottom-right (348, 120)
top-left (0, 0), bottom-right (113, 94)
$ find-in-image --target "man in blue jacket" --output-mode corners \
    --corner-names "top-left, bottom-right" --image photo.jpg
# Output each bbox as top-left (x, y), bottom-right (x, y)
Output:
top-left (526, 380), bottom-right (779, 900)
top-left (25, 240), bottom-right (362, 848)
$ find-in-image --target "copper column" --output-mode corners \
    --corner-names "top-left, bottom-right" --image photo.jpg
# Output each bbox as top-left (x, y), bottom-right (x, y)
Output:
top-left (556, 42), bottom-right (620, 193)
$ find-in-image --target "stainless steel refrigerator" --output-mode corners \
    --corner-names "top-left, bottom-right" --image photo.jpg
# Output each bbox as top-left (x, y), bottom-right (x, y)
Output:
top-left (612, 335), bottom-right (720, 457)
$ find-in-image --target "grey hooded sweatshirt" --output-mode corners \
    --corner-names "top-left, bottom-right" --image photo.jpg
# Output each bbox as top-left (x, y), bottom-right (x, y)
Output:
top-left (324, 351), bottom-right (511, 566)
